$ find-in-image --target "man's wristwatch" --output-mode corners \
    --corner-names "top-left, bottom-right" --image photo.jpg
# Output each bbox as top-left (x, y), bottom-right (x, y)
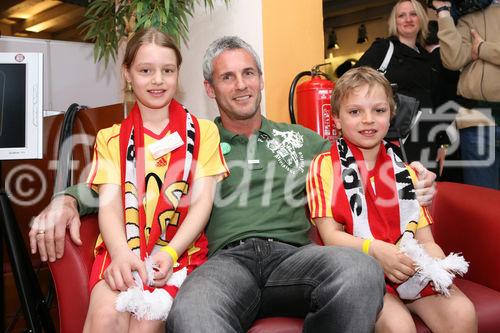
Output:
top-left (436, 5), bottom-right (451, 14)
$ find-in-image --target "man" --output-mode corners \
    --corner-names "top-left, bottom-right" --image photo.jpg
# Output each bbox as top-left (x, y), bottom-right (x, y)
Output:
top-left (30, 36), bottom-right (436, 332)
top-left (433, 0), bottom-right (500, 189)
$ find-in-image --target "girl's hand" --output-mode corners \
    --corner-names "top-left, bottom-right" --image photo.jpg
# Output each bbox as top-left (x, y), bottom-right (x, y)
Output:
top-left (371, 240), bottom-right (416, 284)
top-left (150, 251), bottom-right (174, 287)
top-left (104, 248), bottom-right (147, 291)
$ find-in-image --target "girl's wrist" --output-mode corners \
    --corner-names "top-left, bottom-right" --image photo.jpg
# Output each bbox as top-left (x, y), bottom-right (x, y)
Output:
top-left (108, 243), bottom-right (131, 258)
top-left (160, 245), bottom-right (179, 264)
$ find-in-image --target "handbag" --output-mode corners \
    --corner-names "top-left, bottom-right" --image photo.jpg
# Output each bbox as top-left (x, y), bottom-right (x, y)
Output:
top-left (377, 40), bottom-right (421, 141)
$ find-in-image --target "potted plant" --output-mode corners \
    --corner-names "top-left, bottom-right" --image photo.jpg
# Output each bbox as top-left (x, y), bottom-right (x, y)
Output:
top-left (80, 0), bottom-right (230, 65)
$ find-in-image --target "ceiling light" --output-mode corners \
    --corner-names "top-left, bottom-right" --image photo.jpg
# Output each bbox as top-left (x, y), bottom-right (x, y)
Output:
top-left (327, 30), bottom-right (340, 50)
top-left (357, 24), bottom-right (368, 44)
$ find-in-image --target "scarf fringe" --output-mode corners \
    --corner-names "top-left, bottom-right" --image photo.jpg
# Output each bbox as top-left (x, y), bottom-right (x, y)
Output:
top-left (397, 236), bottom-right (469, 299)
top-left (116, 257), bottom-right (188, 321)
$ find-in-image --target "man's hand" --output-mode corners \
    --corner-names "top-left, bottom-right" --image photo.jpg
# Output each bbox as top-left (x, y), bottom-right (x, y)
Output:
top-left (410, 161), bottom-right (437, 207)
top-left (471, 29), bottom-right (484, 61)
top-left (29, 195), bottom-right (82, 262)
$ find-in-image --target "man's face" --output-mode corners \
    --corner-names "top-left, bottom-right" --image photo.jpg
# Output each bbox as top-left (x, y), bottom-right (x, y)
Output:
top-left (204, 48), bottom-right (264, 123)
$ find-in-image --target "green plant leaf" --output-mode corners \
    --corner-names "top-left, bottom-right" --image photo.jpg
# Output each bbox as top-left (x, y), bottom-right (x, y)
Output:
top-left (80, 0), bottom-right (232, 66)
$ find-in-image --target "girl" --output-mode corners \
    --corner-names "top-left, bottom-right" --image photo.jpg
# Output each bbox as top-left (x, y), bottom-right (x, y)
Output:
top-left (84, 28), bottom-right (228, 332)
top-left (306, 67), bottom-right (476, 332)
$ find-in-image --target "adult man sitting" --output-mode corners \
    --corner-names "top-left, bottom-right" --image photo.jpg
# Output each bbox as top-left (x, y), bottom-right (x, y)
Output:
top-left (30, 36), bottom-right (436, 332)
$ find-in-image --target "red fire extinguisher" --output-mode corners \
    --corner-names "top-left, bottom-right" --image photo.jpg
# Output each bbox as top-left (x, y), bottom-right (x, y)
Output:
top-left (288, 63), bottom-right (337, 143)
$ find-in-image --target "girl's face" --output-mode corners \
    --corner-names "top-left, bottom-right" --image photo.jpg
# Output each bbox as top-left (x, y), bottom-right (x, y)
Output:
top-left (334, 84), bottom-right (391, 154)
top-left (124, 43), bottom-right (179, 112)
top-left (395, 1), bottom-right (420, 39)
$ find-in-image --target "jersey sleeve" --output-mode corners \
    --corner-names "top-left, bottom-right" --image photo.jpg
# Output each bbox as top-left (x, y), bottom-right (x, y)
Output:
top-left (194, 119), bottom-right (229, 181)
top-left (306, 152), bottom-right (335, 221)
top-left (86, 126), bottom-right (121, 190)
top-left (407, 166), bottom-right (433, 229)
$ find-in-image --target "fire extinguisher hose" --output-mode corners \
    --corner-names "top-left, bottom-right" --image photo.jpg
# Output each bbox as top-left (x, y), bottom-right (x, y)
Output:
top-left (288, 71), bottom-right (312, 124)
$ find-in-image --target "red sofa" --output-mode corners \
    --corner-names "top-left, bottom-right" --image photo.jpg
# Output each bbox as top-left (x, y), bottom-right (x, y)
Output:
top-left (49, 182), bottom-right (500, 333)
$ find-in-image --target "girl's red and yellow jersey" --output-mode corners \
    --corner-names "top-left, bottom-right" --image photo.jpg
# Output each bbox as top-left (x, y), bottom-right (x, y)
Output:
top-left (87, 118), bottom-right (228, 252)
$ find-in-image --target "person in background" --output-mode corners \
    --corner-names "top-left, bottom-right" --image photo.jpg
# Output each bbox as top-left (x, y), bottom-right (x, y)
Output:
top-left (335, 58), bottom-right (357, 78)
top-left (433, 0), bottom-right (500, 190)
top-left (355, 0), bottom-right (437, 166)
top-left (307, 66), bottom-right (477, 333)
top-left (425, 20), bottom-right (460, 108)
top-left (424, 20), bottom-right (462, 181)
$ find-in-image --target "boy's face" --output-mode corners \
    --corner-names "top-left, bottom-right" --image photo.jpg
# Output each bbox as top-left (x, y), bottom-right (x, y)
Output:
top-left (334, 84), bottom-right (391, 152)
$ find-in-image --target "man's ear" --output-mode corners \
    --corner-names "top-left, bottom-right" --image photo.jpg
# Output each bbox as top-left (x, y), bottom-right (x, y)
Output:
top-left (259, 75), bottom-right (264, 91)
top-left (204, 80), bottom-right (216, 99)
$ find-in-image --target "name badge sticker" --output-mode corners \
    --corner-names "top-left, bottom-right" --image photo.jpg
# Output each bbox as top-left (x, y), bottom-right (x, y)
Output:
top-left (148, 131), bottom-right (184, 159)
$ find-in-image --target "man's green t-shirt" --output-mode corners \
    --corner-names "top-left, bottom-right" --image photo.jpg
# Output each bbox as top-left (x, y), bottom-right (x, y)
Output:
top-left (206, 116), bottom-right (330, 255)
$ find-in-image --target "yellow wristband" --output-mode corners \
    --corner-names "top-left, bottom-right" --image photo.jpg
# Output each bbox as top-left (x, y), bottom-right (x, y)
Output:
top-left (362, 239), bottom-right (373, 255)
top-left (160, 245), bottom-right (179, 263)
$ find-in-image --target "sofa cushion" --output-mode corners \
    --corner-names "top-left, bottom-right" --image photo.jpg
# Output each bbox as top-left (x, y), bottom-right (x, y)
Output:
top-left (248, 317), bottom-right (303, 333)
top-left (455, 278), bottom-right (500, 333)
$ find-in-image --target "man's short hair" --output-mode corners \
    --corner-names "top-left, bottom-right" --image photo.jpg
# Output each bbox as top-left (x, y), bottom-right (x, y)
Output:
top-left (203, 36), bottom-right (263, 82)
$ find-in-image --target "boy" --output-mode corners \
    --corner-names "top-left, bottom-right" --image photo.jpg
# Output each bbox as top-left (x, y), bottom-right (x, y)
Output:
top-left (306, 67), bottom-right (476, 332)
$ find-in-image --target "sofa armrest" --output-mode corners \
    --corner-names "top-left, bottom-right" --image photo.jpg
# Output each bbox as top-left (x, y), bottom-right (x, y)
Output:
top-left (48, 214), bottom-right (99, 333)
top-left (431, 182), bottom-right (500, 292)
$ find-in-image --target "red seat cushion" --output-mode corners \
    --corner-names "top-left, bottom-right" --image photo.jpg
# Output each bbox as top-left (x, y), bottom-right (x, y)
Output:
top-left (455, 279), bottom-right (500, 333)
top-left (248, 317), bottom-right (303, 333)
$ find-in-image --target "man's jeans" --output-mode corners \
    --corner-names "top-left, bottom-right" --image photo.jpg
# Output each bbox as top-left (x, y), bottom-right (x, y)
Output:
top-left (460, 125), bottom-right (500, 190)
top-left (167, 238), bottom-right (384, 333)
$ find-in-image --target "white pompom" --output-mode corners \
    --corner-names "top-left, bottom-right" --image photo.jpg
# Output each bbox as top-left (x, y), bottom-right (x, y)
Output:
top-left (397, 235), bottom-right (468, 299)
top-left (115, 260), bottom-right (188, 320)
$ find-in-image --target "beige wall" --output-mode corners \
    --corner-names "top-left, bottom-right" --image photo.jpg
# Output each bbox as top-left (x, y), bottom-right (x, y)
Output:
top-left (262, 0), bottom-right (324, 123)
top-left (180, 0), bottom-right (265, 120)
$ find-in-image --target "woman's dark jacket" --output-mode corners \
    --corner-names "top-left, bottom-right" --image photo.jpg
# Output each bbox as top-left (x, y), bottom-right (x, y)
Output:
top-left (355, 36), bottom-right (435, 109)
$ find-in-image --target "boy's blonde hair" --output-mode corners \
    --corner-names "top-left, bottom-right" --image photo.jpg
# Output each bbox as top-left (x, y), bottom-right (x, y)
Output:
top-left (331, 66), bottom-right (396, 118)
top-left (388, 0), bottom-right (429, 46)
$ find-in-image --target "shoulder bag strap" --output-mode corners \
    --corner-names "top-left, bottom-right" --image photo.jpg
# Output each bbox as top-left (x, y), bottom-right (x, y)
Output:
top-left (378, 40), bottom-right (394, 74)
